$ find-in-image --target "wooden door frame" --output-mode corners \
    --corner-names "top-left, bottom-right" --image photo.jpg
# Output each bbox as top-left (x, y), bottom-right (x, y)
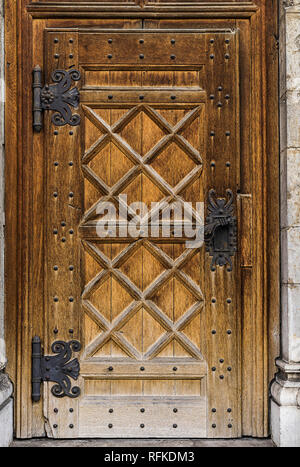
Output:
top-left (4, 0), bottom-right (280, 438)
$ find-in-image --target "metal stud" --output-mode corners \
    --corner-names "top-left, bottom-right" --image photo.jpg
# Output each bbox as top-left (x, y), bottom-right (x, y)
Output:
top-left (212, 408), bottom-right (216, 413)
top-left (170, 55), bottom-right (176, 60)
top-left (140, 366), bottom-right (145, 371)
top-left (173, 424), bottom-right (178, 428)
top-left (54, 38), bottom-right (59, 44)
top-left (54, 54), bottom-right (59, 59)
top-left (226, 162), bottom-right (231, 167)
top-left (139, 95), bottom-right (144, 100)
top-left (69, 54), bottom-right (74, 59)
top-left (108, 366), bottom-right (114, 371)
top-left (54, 131), bottom-right (59, 135)
top-left (69, 229), bottom-right (74, 235)
top-left (54, 161), bottom-right (59, 167)
top-left (108, 39), bottom-right (113, 44)
top-left (54, 297), bottom-right (59, 302)
top-left (140, 408), bottom-right (145, 413)
top-left (225, 94), bottom-right (230, 100)
top-left (210, 94), bottom-right (215, 100)
top-left (140, 424), bottom-right (145, 428)
top-left (139, 54), bottom-right (144, 59)
top-left (53, 424), bottom-right (58, 428)
top-left (69, 297), bottom-right (74, 303)
top-left (210, 39), bottom-right (214, 44)
top-left (212, 424), bottom-right (216, 429)
top-left (171, 39), bottom-right (176, 44)
top-left (228, 424), bottom-right (232, 428)
top-left (69, 265), bottom-right (74, 271)
top-left (69, 424), bottom-right (74, 429)
top-left (212, 367), bottom-right (216, 372)
top-left (54, 408), bottom-right (58, 413)
top-left (69, 39), bottom-right (74, 44)
top-left (108, 424), bottom-right (113, 428)
top-left (220, 375), bottom-right (224, 380)
top-left (69, 131), bottom-right (74, 135)
top-left (139, 39), bottom-right (144, 44)
top-left (53, 192), bottom-right (58, 198)
top-left (69, 329), bottom-right (74, 334)
top-left (212, 330), bottom-right (216, 335)
top-left (69, 408), bottom-right (74, 413)
top-left (225, 54), bottom-right (230, 59)
top-left (210, 131), bottom-right (215, 136)
top-left (219, 359), bottom-right (224, 363)
top-left (210, 161), bottom-right (216, 168)
top-left (107, 54), bottom-right (112, 59)
top-left (61, 237), bottom-right (66, 243)
top-left (54, 328), bottom-right (58, 334)
top-left (53, 266), bottom-right (58, 271)
top-left (171, 95), bottom-right (176, 100)
top-left (173, 367), bottom-right (178, 372)
top-left (69, 192), bottom-right (74, 198)
top-left (69, 161), bottom-right (74, 166)
top-left (173, 408), bottom-right (178, 413)
top-left (227, 408), bottom-right (232, 413)
top-left (218, 86), bottom-right (223, 91)
top-left (217, 102), bottom-right (223, 108)
top-left (225, 39), bottom-right (230, 44)
top-left (61, 221), bottom-right (66, 227)
top-left (212, 298), bottom-right (216, 303)
top-left (210, 54), bottom-right (214, 59)
top-left (226, 131), bottom-right (231, 136)
top-left (227, 367), bottom-right (232, 372)
top-left (227, 298), bottom-right (232, 303)
top-left (227, 330), bottom-right (232, 335)
top-left (109, 409), bottom-right (114, 413)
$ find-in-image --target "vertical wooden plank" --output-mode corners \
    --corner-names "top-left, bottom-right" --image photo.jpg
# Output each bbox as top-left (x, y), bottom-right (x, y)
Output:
top-left (250, 2), bottom-right (269, 437)
top-left (265, 0), bottom-right (280, 402)
top-left (4, 0), bottom-right (18, 434)
top-left (203, 30), bottom-right (241, 438)
top-left (43, 30), bottom-right (82, 438)
top-left (31, 18), bottom-right (47, 437)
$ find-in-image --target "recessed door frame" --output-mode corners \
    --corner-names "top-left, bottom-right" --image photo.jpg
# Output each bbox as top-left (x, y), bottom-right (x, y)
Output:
top-left (4, 0), bottom-right (280, 439)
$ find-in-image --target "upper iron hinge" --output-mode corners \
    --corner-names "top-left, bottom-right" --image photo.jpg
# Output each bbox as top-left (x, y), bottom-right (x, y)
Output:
top-left (32, 336), bottom-right (81, 402)
top-left (32, 66), bottom-right (81, 133)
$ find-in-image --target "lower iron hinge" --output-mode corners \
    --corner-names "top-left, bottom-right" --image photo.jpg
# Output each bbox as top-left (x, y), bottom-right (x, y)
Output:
top-left (32, 336), bottom-right (81, 402)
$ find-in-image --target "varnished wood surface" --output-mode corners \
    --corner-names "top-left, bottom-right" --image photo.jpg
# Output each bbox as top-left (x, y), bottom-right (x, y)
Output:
top-left (5, 0), bottom-right (279, 439)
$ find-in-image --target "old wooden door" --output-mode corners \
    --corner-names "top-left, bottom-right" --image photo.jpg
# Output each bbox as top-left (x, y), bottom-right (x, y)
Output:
top-left (5, 1), bottom-right (279, 439)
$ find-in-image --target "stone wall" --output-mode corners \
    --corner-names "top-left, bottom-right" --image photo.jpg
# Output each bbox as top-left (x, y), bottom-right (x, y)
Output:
top-left (270, 0), bottom-right (300, 448)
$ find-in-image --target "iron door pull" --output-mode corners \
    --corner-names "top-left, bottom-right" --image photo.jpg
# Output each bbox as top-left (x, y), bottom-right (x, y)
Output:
top-left (205, 189), bottom-right (237, 271)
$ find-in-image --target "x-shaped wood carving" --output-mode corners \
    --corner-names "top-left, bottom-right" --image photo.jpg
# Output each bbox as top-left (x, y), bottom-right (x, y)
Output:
top-left (82, 239), bottom-right (204, 360)
top-left (81, 104), bottom-right (203, 226)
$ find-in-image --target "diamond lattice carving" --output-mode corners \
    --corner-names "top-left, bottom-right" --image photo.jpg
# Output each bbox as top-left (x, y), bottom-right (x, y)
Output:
top-left (81, 104), bottom-right (204, 361)
top-left (81, 104), bottom-right (203, 225)
top-left (82, 239), bottom-right (204, 360)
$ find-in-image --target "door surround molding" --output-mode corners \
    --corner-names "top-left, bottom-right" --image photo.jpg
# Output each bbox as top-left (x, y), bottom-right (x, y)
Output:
top-left (4, 0), bottom-right (280, 440)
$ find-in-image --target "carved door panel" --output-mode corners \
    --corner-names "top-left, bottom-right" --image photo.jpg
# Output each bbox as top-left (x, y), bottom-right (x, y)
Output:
top-left (39, 29), bottom-right (241, 439)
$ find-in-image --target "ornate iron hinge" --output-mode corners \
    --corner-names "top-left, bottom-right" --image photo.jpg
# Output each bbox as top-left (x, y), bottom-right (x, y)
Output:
top-left (205, 189), bottom-right (237, 272)
top-left (32, 66), bottom-right (81, 133)
top-left (32, 336), bottom-right (81, 402)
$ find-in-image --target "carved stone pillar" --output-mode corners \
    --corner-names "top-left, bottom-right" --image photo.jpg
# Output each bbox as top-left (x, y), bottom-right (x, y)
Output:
top-left (271, 0), bottom-right (300, 447)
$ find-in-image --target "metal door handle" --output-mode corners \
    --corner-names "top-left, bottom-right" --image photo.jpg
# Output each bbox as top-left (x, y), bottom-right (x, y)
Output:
top-left (205, 189), bottom-right (237, 271)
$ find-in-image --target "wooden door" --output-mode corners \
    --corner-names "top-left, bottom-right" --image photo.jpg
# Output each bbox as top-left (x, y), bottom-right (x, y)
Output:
top-left (5, 1), bottom-right (280, 439)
